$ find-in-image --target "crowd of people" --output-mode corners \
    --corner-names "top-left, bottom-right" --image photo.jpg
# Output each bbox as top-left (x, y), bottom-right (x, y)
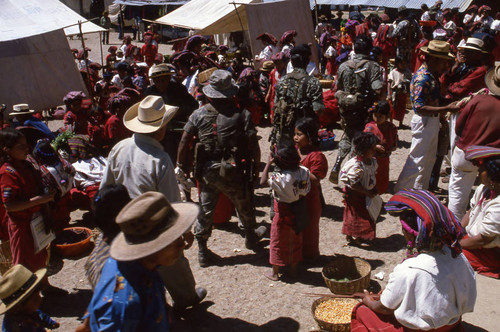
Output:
top-left (0, 1), bottom-right (499, 331)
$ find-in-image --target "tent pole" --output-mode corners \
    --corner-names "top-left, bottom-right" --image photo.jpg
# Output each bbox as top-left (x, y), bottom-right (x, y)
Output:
top-left (314, 0), bottom-right (318, 25)
top-left (78, 20), bottom-right (95, 104)
top-left (231, 2), bottom-right (253, 67)
top-left (99, 32), bottom-right (104, 66)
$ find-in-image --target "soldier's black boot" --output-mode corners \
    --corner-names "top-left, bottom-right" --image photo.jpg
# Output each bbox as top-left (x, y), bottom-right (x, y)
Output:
top-left (245, 225), bottom-right (267, 250)
top-left (329, 155), bottom-right (344, 184)
top-left (197, 239), bottom-right (213, 268)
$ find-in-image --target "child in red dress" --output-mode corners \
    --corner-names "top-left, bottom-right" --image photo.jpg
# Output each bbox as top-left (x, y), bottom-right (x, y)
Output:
top-left (294, 118), bottom-right (328, 261)
top-left (261, 142), bottom-right (310, 281)
top-left (0, 129), bottom-right (55, 273)
top-left (364, 101), bottom-right (398, 194)
top-left (340, 133), bottom-right (379, 245)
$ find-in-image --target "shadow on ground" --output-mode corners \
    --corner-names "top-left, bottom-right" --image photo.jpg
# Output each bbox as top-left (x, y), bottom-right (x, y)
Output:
top-left (173, 302), bottom-right (300, 332)
top-left (41, 288), bottom-right (92, 318)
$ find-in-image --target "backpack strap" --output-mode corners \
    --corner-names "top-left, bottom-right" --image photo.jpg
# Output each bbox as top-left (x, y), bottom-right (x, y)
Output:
top-left (301, 75), bottom-right (312, 101)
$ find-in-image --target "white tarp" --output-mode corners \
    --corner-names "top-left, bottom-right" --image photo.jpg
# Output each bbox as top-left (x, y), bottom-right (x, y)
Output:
top-left (155, 0), bottom-right (258, 35)
top-left (0, 0), bottom-right (105, 42)
top-left (0, 29), bottom-right (88, 113)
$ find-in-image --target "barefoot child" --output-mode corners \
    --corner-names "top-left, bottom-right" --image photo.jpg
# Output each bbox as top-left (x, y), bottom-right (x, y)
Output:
top-left (261, 142), bottom-right (310, 280)
top-left (0, 129), bottom-right (55, 274)
top-left (0, 264), bottom-right (59, 331)
top-left (294, 118), bottom-right (328, 261)
top-left (340, 132), bottom-right (379, 245)
top-left (364, 101), bottom-right (398, 194)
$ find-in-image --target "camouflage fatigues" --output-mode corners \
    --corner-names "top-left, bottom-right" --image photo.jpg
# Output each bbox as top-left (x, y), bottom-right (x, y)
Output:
top-left (272, 68), bottom-right (324, 143)
top-left (184, 103), bottom-right (259, 240)
top-left (336, 54), bottom-right (383, 159)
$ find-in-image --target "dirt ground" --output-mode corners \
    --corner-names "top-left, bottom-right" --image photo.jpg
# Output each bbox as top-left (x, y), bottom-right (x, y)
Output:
top-left (14, 32), bottom-right (497, 331)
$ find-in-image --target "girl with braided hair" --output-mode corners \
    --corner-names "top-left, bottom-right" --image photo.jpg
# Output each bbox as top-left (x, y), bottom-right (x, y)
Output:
top-left (460, 146), bottom-right (500, 278)
top-left (352, 189), bottom-right (476, 331)
top-left (339, 132), bottom-right (379, 245)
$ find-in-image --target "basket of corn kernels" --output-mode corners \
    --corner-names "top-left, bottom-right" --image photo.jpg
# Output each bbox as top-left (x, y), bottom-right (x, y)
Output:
top-left (312, 297), bottom-right (360, 332)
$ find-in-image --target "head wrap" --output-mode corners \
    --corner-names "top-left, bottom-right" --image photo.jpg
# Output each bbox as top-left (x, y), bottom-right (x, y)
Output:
top-left (185, 35), bottom-right (206, 51)
top-left (256, 33), bottom-right (278, 46)
top-left (280, 30), bottom-right (297, 47)
top-left (385, 189), bottom-right (465, 257)
top-left (63, 91), bottom-right (86, 104)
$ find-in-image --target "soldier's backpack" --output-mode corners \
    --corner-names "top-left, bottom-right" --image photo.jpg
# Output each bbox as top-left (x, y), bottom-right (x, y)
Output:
top-left (273, 72), bottom-right (313, 141)
top-left (335, 59), bottom-right (374, 124)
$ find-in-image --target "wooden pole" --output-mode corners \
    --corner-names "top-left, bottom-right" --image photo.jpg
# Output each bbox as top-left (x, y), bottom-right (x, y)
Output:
top-left (99, 31), bottom-right (104, 66)
top-left (78, 20), bottom-right (95, 104)
top-left (231, 2), bottom-right (253, 67)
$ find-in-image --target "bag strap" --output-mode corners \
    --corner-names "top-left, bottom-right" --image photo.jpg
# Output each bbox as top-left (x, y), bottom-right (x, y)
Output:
top-left (301, 75), bottom-right (312, 101)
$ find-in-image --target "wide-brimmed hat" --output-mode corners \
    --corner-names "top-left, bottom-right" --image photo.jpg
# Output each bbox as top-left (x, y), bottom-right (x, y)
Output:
top-left (123, 95), bottom-right (178, 134)
top-left (421, 40), bottom-right (454, 60)
top-left (198, 67), bottom-right (218, 86)
top-left (110, 192), bottom-right (199, 261)
top-left (148, 63), bottom-right (176, 79)
top-left (458, 37), bottom-right (487, 53)
top-left (0, 265), bottom-right (46, 314)
top-left (202, 70), bottom-right (238, 99)
top-left (9, 104), bottom-right (35, 116)
top-left (485, 65), bottom-right (500, 97)
top-left (261, 61), bottom-right (275, 72)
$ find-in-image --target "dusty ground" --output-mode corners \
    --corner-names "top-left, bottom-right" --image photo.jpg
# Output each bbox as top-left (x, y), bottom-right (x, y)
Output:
top-left (16, 31), bottom-right (497, 331)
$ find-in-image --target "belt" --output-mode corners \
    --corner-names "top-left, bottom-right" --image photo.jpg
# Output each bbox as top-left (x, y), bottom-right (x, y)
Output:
top-left (416, 112), bottom-right (439, 117)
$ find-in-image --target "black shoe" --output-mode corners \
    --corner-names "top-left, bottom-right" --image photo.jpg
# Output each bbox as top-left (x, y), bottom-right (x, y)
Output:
top-left (198, 247), bottom-right (215, 268)
top-left (195, 287), bottom-right (207, 304)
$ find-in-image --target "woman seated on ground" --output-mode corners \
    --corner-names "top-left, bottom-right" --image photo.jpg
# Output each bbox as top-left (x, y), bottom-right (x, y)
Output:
top-left (352, 189), bottom-right (476, 332)
top-left (460, 145), bottom-right (500, 278)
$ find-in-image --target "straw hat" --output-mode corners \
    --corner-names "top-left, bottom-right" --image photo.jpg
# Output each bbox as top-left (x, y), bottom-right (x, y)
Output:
top-left (197, 67), bottom-right (218, 85)
top-left (110, 192), bottom-right (199, 261)
top-left (261, 61), bottom-right (275, 72)
top-left (421, 40), bottom-right (454, 60)
top-left (458, 37), bottom-right (488, 53)
top-left (123, 95), bottom-right (178, 134)
top-left (9, 104), bottom-right (35, 116)
top-left (202, 70), bottom-right (239, 99)
top-left (485, 65), bottom-right (500, 97)
top-left (0, 265), bottom-right (46, 314)
top-left (148, 63), bottom-right (175, 79)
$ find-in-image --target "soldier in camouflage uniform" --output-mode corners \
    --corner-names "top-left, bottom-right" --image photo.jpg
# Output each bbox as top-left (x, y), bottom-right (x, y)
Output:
top-left (272, 44), bottom-right (324, 144)
top-left (176, 70), bottom-right (266, 267)
top-left (329, 35), bottom-right (383, 183)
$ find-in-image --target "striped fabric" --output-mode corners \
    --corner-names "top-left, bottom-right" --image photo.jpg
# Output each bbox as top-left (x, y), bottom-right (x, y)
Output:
top-left (84, 233), bottom-right (111, 290)
top-left (464, 145), bottom-right (500, 161)
top-left (386, 189), bottom-right (465, 257)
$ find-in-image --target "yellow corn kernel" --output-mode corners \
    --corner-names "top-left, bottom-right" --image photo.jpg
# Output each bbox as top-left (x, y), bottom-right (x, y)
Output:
top-left (314, 298), bottom-right (357, 324)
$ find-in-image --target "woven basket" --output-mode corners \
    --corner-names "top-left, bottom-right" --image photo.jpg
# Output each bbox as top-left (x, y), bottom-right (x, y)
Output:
top-left (320, 79), bottom-right (335, 89)
top-left (322, 256), bottom-right (371, 295)
top-left (312, 297), bottom-right (360, 332)
top-left (0, 241), bottom-right (13, 275)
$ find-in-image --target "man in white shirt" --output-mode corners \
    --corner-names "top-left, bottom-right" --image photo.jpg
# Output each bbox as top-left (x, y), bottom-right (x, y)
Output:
top-left (100, 95), bottom-right (206, 310)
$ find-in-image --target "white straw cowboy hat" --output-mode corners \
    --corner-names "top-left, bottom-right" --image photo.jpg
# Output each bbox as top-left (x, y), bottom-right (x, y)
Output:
top-left (485, 65), bottom-right (500, 97)
top-left (148, 63), bottom-right (176, 79)
top-left (458, 37), bottom-right (488, 53)
top-left (110, 192), bottom-right (199, 261)
top-left (0, 265), bottom-right (46, 314)
top-left (123, 95), bottom-right (179, 134)
top-left (9, 104), bottom-right (35, 116)
top-left (421, 40), bottom-right (454, 60)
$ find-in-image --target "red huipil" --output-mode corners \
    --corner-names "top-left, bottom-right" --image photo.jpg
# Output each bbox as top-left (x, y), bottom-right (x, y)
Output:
top-left (0, 161), bottom-right (48, 272)
top-left (364, 121), bottom-right (398, 193)
top-left (141, 44), bottom-right (158, 67)
top-left (269, 200), bottom-right (303, 266)
top-left (413, 39), bottom-right (429, 73)
top-left (104, 114), bottom-right (131, 147)
top-left (300, 150), bottom-right (328, 260)
top-left (441, 65), bottom-right (487, 100)
top-left (268, 68), bottom-right (284, 121)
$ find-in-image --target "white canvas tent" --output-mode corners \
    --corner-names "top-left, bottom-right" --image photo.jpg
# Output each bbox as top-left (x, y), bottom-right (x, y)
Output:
top-left (0, 0), bottom-right (105, 41)
top-left (0, 0), bottom-right (104, 114)
top-left (155, 0), bottom-right (317, 64)
top-left (155, 0), bottom-right (258, 35)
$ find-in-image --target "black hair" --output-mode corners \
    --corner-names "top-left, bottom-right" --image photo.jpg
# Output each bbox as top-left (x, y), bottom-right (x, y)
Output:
top-left (484, 158), bottom-right (500, 183)
top-left (0, 128), bottom-right (24, 158)
top-left (421, 4), bottom-right (429, 11)
top-left (295, 117), bottom-right (319, 147)
top-left (32, 140), bottom-right (59, 166)
top-left (394, 54), bottom-right (407, 66)
top-left (353, 132), bottom-right (379, 156)
top-left (290, 44), bottom-right (311, 69)
top-left (353, 35), bottom-right (373, 55)
top-left (272, 140), bottom-right (300, 171)
top-left (371, 100), bottom-right (391, 116)
top-left (92, 184), bottom-right (131, 239)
